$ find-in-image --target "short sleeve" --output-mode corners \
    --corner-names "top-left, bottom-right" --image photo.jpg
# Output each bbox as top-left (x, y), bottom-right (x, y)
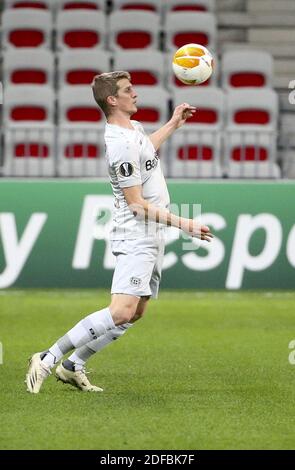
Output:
top-left (112, 140), bottom-right (142, 188)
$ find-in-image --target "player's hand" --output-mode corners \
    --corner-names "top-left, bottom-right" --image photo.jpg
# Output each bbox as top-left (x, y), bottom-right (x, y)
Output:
top-left (181, 218), bottom-right (214, 242)
top-left (171, 103), bottom-right (197, 129)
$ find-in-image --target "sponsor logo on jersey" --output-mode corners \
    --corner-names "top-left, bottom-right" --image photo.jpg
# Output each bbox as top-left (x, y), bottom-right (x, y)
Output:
top-left (119, 162), bottom-right (134, 177)
top-left (145, 153), bottom-right (159, 172)
top-left (130, 277), bottom-right (142, 287)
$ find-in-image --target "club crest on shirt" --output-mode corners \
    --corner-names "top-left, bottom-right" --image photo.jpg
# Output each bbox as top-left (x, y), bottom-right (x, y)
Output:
top-left (119, 162), bottom-right (134, 177)
top-left (130, 277), bottom-right (142, 287)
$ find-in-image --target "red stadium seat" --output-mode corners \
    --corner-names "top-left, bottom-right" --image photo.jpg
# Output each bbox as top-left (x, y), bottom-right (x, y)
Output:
top-left (56, 10), bottom-right (106, 50)
top-left (58, 50), bottom-right (110, 87)
top-left (3, 49), bottom-right (54, 86)
top-left (113, 50), bottom-right (165, 86)
top-left (59, 0), bottom-right (104, 9)
top-left (58, 85), bottom-right (104, 126)
top-left (169, 87), bottom-right (224, 177)
top-left (2, 9), bottom-right (52, 49)
top-left (109, 11), bottom-right (160, 50)
top-left (4, 0), bottom-right (51, 9)
top-left (4, 85), bottom-right (54, 125)
top-left (222, 50), bottom-right (274, 89)
top-left (112, 0), bottom-right (161, 13)
top-left (164, 12), bottom-right (216, 52)
top-left (225, 89), bottom-right (280, 178)
top-left (3, 85), bottom-right (55, 176)
top-left (130, 85), bottom-right (169, 132)
top-left (164, 0), bottom-right (215, 13)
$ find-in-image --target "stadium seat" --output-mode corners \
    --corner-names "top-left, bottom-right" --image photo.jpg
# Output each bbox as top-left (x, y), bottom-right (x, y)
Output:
top-left (131, 85), bottom-right (170, 132)
top-left (56, 10), bottom-right (106, 50)
top-left (112, 0), bottom-right (161, 13)
top-left (225, 88), bottom-right (280, 178)
top-left (169, 87), bottom-right (224, 177)
top-left (163, 0), bottom-right (215, 13)
top-left (3, 85), bottom-right (55, 176)
top-left (3, 127), bottom-right (56, 176)
top-left (113, 50), bottom-right (165, 86)
top-left (57, 0), bottom-right (105, 10)
top-left (222, 50), bottom-right (274, 89)
top-left (173, 87), bottom-right (224, 129)
top-left (2, 8), bottom-right (52, 49)
top-left (164, 11), bottom-right (217, 52)
top-left (108, 11), bottom-right (160, 50)
top-left (4, 0), bottom-right (52, 9)
top-left (57, 85), bottom-right (106, 175)
top-left (4, 85), bottom-right (55, 126)
top-left (3, 49), bottom-right (54, 86)
top-left (58, 50), bottom-right (111, 87)
top-left (58, 85), bottom-right (104, 127)
top-left (168, 132), bottom-right (223, 178)
top-left (57, 127), bottom-right (107, 176)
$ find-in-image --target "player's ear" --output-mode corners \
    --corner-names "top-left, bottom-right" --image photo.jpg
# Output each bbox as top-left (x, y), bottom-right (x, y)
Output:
top-left (107, 95), bottom-right (117, 108)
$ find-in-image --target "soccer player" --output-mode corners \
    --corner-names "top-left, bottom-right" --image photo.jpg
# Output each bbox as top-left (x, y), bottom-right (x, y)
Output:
top-left (26, 71), bottom-right (213, 394)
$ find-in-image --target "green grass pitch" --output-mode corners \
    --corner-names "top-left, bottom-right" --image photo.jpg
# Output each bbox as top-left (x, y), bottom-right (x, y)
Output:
top-left (0, 289), bottom-right (295, 450)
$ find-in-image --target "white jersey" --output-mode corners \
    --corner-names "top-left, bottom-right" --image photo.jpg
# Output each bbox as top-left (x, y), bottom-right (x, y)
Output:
top-left (105, 120), bottom-right (170, 240)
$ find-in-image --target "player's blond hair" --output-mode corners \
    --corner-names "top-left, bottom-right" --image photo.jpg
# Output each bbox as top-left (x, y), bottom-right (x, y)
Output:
top-left (91, 71), bottom-right (131, 117)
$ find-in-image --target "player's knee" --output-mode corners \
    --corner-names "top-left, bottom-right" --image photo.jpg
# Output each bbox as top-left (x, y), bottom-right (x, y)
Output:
top-left (110, 303), bottom-right (137, 324)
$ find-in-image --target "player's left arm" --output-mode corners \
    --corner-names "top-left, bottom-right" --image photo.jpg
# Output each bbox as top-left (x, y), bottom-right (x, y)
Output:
top-left (149, 103), bottom-right (196, 151)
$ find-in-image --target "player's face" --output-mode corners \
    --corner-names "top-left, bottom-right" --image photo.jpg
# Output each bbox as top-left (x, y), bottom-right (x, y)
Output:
top-left (115, 79), bottom-right (138, 115)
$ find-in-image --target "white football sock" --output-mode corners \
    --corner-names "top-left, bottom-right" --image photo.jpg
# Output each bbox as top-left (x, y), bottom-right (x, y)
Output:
top-left (42, 307), bottom-right (115, 368)
top-left (67, 323), bottom-right (133, 370)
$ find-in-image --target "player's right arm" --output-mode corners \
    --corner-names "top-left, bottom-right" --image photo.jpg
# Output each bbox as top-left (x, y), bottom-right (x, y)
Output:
top-left (122, 185), bottom-right (213, 242)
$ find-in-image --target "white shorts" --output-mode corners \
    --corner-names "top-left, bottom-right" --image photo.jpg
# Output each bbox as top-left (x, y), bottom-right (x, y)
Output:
top-left (111, 237), bottom-right (165, 299)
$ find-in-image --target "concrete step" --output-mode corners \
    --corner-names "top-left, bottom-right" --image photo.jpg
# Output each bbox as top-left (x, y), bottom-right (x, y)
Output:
top-left (274, 60), bottom-right (295, 74)
top-left (217, 0), bottom-right (246, 11)
top-left (221, 42), bottom-right (295, 59)
top-left (274, 75), bottom-right (295, 90)
top-left (247, 0), bottom-right (295, 13)
top-left (218, 28), bottom-right (247, 42)
top-left (218, 12), bottom-right (295, 28)
top-left (249, 28), bottom-right (295, 44)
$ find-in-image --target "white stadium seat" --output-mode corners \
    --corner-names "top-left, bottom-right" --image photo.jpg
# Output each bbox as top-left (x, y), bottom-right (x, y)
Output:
top-left (222, 49), bottom-right (274, 89)
top-left (3, 49), bottom-right (55, 86)
top-left (225, 88), bottom-right (280, 178)
top-left (58, 85), bottom-right (104, 127)
top-left (113, 50), bottom-right (165, 86)
top-left (163, 0), bottom-right (216, 14)
top-left (164, 11), bottom-right (216, 52)
top-left (4, 85), bottom-right (55, 126)
top-left (131, 85), bottom-right (170, 132)
top-left (57, 127), bottom-right (107, 176)
top-left (57, 0), bottom-right (105, 11)
top-left (169, 87), bottom-right (224, 177)
top-left (3, 85), bottom-right (55, 176)
top-left (2, 8), bottom-right (52, 49)
top-left (56, 10), bottom-right (106, 50)
top-left (112, 0), bottom-right (161, 13)
top-left (58, 50), bottom-right (111, 87)
top-left (108, 11), bottom-right (160, 50)
top-left (4, 0), bottom-right (52, 9)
